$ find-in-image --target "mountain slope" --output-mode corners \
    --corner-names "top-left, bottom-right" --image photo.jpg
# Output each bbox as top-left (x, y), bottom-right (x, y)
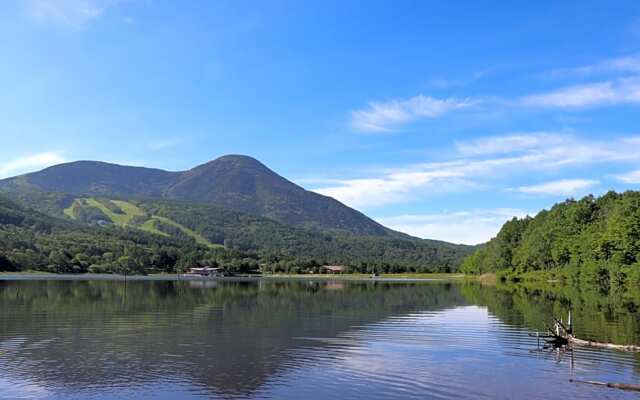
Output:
top-left (59, 195), bottom-right (472, 270)
top-left (164, 155), bottom-right (390, 235)
top-left (0, 192), bottom-right (472, 273)
top-left (0, 155), bottom-right (389, 235)
top-left (3, 161), bottom-right (174, 198)
top-left (0, 193), bottom-right (218, 274)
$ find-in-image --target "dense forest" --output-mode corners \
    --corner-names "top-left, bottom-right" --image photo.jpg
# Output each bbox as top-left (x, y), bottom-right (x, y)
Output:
top-left (462, 191), bottom-right (640, 287)
top-left (142, 200), bottom-right (469, 272)
top-left (0, 194), bottom-right (251, 274)
top-left (0, 193), bottom-right (470, 274)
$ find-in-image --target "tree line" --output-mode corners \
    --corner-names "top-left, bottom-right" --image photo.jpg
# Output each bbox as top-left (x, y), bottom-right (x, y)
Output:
top-left (462, 191), bottom-right (640, 288)
top-left (0, 193), bottom-right (471, 274)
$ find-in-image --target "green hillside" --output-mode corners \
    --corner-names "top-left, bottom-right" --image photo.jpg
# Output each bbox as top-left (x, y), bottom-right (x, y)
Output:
top-left (462, 191), bottom-right (640, 287)
top-left (0, 188), bottom-right (472, 273)
top-left (64, 197), bottom-right (218, 247)
top-left (137, 199), bottom-right (472, 271)
top-left (0, 194), bottom-right (238, 274)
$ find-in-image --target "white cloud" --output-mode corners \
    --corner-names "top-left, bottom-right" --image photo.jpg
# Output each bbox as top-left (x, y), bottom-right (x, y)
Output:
top-left (24, 0), bottom-right (124, 27)
top-left (312, 133), bottom-right (640, 210)
top-left (376, 208), bottom-right (531, 245)
top-left (0, 152), bottom-right (66, 178)
top-left (350, 70), bottom-right (640, 132)
top-left (350, 94), bottom-right (480, 132)
top-left (615, 169), bottom-right (640, 184)
top-left (544, 54), bottom-right (640, 79)
top-left (508, 179), bottom-right (599, 196)
top-left (315, 171), bottom-right (477, 209)
top-left (520, 76), bottom-right (640, 108)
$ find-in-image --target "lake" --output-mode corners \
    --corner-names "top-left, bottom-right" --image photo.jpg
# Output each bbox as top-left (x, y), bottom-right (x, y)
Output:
top-left (1, 278), bottom-right (639, 399)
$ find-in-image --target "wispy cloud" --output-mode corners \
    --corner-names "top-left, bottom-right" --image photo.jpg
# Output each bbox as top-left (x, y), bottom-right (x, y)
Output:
top-left (520, 76), bottom-right (640, 109)
top-left (350, 94), bottom-right (480, 132)
top-left (312, 133), bottom-right (640, 209)
top-left (508, 179), bottom-right (599, 196)
top-left (351, 68), bottom-right (640, 132)
top-left (350, 54), bottom-right (640, 133)
top-left (315, 171), bottom-right (478, 209)
top-left (376, 208), bottom-right (531, 245)
top-left (24, 0), bottom-right (125, 27)
top-left (543, 54), bottom-right (640, 79)
top-left (0, 152), bottom-right (66, 178)
top-left (454, 132), bottom-right (566, 156)
top-left (615, 169), bottom-right (640, 184)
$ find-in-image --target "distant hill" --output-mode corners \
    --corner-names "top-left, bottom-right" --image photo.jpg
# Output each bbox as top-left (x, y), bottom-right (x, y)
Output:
top-left (0, 155), bottom-right (389, 236)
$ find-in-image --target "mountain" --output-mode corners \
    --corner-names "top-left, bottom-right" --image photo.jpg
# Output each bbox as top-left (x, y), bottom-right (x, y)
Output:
top-left (0, 155), bottom-right (389, 236)
top-left (0, 155), bottom-right (475, 273)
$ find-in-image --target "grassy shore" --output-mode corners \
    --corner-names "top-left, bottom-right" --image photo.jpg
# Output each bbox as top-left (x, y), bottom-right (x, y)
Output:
top-left (0, 271), bottom-right (468, 281)
top-left (0, 270), bottom-right (57, 275)
top-left (263, 272), bottom-right (467, 280)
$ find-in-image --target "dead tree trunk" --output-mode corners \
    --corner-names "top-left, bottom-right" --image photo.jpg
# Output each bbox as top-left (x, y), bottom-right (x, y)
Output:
top-left (545, 311), bottom-right (640, 352)
top-left (570, 379), bottom-right (640, 392)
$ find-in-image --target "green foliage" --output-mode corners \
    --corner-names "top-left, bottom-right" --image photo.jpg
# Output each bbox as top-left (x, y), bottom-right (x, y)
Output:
top-left (142, 200), bottom-right (471, 272)
top-left (463, 191), bottom-right (640, 288)
top-left (0, 193), bottom-right (473, 274)
top-left (0, 194), bottom-right (256, 274)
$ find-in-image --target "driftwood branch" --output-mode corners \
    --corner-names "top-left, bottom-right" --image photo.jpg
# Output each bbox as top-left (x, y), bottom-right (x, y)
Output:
top-left (570, 379), bottom-right (640, 392)
top-left (543, 312), bottom-right (640, 352)
top-left (569, 337), bottom-right (640, 352)
top-left (553, 317), bottom-right (569, 334)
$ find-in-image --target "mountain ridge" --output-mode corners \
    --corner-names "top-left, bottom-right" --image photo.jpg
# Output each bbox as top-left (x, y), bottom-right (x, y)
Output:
top-left (0, 155), bottom-right (391, 236)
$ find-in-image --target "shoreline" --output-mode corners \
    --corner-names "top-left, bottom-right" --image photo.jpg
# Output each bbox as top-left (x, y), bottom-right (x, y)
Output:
top-left (0, 272), bottom-right (467, 282)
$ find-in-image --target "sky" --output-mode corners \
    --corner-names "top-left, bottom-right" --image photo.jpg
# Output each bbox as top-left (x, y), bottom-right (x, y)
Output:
top-left (2, 1), bottom-right (640, 245)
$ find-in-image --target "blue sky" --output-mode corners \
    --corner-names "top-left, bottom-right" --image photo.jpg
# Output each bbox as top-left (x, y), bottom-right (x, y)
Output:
top-left (2, 1), bottom-right (640, 244)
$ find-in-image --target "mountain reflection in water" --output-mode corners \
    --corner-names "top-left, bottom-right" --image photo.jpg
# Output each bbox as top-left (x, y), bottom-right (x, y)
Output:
top-left (0, 279), bottom-right (638, 399)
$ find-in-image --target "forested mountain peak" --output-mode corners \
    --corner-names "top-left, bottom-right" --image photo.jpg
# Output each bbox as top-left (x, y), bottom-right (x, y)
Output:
top-left (0, 155), bottom-right (390, 235)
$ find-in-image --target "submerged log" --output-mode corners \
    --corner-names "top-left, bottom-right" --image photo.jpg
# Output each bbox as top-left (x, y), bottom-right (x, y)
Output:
top-left (569, 337), bottom-right (640, 352)
top-left (570, 379), bottom-right (640, 392)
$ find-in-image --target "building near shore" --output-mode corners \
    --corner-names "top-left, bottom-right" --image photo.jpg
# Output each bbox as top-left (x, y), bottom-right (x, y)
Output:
top-left (186, 267), bottom-right (224, 277)
top-left (320, 265), bottom-right (346, 274)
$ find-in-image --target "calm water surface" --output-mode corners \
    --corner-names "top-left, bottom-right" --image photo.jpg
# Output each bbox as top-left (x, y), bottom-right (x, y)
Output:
top-left (1, 279), bottom-right (639, 399)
